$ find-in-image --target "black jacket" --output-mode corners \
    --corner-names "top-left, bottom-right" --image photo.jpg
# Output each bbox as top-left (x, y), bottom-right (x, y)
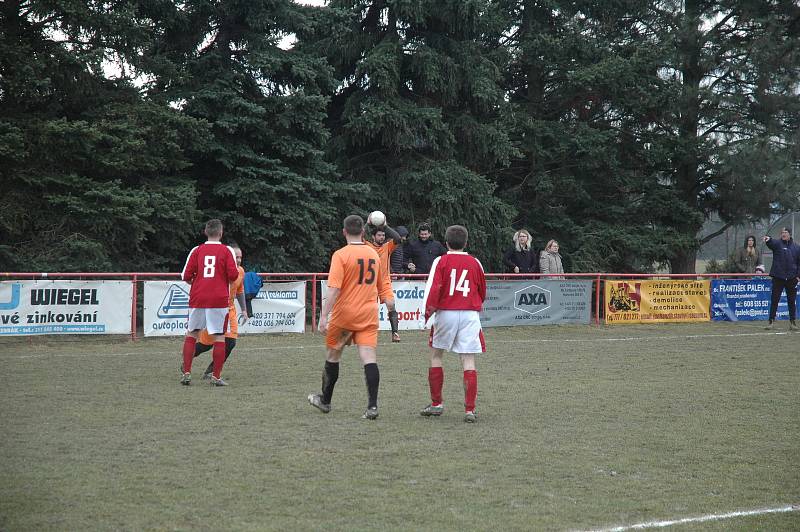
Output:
top-left (503, 247), bottom-right (539, 273)
top-left (404, 238), bottom-right (446, 274)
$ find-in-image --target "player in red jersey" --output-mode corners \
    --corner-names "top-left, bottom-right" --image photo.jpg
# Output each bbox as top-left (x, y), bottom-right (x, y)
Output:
top-left (193, 244), bottom-right (248, 379)
top-left (308, 215), bottom-right (395, 419)
top-left (420, 225), bottom-right (486, 422)
top-left (179, 219), bottom-right (239, 386)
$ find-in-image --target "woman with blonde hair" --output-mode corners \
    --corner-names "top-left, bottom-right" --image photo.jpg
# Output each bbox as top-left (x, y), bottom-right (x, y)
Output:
top-left (540, 239), bottom-right (565, 279)
top-left (503, 229), bottom-right (538, 274)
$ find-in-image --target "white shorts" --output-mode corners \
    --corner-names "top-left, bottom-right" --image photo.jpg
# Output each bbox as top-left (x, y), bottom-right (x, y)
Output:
top-left (187, 308), bottom-right (229, 335)
top-left (429, 310), bottom-right (486, 354)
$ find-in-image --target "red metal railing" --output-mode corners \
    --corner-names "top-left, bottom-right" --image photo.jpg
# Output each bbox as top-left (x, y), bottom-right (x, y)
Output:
top-left (2, 271), bottom-right (763, 339)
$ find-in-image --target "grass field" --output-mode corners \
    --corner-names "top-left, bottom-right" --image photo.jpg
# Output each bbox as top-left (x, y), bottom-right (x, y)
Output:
top-left (1, 322), bottom-right (798, 531)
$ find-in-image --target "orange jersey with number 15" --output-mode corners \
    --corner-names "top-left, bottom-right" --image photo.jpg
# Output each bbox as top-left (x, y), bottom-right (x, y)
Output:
top-left (327, 243), bottom-right (393, 331)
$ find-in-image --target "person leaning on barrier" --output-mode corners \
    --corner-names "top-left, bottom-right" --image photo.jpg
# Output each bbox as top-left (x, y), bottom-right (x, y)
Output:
top-left (762, 228), bottom-right (800, 331)
top-left (540, 239), bottom-right (565, 280)
top-left (503, 229), bottom-right (538, 275)
top-left (731, 235), bottom-right (761, 273)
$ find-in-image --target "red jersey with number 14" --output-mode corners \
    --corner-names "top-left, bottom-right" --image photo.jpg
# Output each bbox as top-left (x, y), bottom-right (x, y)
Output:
top-left (424, 251), bottom-right (486, 313)
top-left (182, 241), bottom-right (239, 308)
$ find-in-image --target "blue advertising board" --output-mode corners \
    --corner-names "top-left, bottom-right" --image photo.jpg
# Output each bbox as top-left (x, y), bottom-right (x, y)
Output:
top-left (711, 278), bottom-right (800, 321)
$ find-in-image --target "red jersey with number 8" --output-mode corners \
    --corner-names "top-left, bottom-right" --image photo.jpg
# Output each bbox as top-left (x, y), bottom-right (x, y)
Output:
top-left (182, 241), bottom-right (239, 308)
top-left (424, 251), bottom-right (486, 313)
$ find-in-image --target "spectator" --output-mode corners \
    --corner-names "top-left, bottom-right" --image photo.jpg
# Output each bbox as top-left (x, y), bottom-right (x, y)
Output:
top-left (390, 226), bottom-right (410, 274)
top-left (731, 235), bottom-right (761, 273)
top-left (405, 223), bottom-right (446, 275)
top-left (503, 229), bottom-right (538, 274)
top-left (540, 239), bottom-right (565, 279)
top-left (762, 228), bottom-right (800, 331)
top-left (755, 264), bottom-right (766, 274)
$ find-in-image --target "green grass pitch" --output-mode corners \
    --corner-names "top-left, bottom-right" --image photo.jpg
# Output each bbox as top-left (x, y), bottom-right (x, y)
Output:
top-left (1, 322), bottom-right (798, 531)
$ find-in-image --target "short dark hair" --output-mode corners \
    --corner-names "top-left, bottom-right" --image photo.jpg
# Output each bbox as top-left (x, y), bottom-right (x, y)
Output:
top-left (445, 225), bottom-right (468, 250)
top-left (418, 223), bottom-right (431, 233)
top-left (344, 215), bottom-right (364, 236)
top-left (781, 227), bottom-right (792, 235)
top-left (205, 219), bottom-right (223, 238)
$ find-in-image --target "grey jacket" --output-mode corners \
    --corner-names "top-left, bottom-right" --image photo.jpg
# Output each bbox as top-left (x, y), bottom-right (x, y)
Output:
top-left (540, 251), bottom-right (565, 279)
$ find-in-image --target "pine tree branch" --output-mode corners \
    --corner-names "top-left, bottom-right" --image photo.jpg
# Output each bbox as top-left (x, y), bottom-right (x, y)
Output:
top-left (699, 221), bottom-right (735, 245)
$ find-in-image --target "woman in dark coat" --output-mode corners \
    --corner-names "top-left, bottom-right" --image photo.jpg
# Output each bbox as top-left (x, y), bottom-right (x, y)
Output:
top-left (503, 229), bottom-right (538, 274)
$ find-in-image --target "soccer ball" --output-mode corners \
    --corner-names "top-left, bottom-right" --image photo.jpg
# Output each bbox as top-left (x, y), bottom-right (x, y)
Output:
top-left (369, 210), bottom-right (386, 226)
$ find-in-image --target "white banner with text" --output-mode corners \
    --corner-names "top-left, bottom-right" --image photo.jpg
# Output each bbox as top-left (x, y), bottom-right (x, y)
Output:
top-left (0, 280), bottom-right (132, 336)
top-left (144, 281), bottom-right (305, 336)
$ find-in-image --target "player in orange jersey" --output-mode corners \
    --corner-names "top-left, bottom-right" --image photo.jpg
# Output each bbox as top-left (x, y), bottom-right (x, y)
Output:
top-left (193, 244), bottom-right (248, 379)
top-left (365, 212), bottom-right (402, 342)
top-left (308, 215), bottom-right (395, 420)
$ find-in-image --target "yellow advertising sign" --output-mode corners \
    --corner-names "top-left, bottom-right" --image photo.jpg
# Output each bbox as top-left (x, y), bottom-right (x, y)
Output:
top-left (605, 280), bottom-right (711, 324)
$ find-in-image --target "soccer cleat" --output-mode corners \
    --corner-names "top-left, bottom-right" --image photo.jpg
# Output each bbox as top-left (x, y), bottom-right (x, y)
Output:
top-left (209, 376), bottom-right (228, 386)
top-left (180, 372), bottom-right (191, 386)
top-left (362, 406), bottom-right (379, 420)
top-left (420, 404), bottom-right (444, 417)
top-left (764, 320), bottom-right (774, 330)
top-left (307, 393), bottom-right (331, 413)
top-left (790, 321), bottom-right (798, 331)
top-left (464, 411), bottom-right (477, 423)
top-left (391, 332), bottom-right (401, 343)
top-left (201, 372), bottom-right (212, 381)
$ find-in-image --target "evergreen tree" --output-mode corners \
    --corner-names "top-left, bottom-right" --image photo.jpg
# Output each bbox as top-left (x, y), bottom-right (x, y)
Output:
top-left (147, 0), bottom-right (356, 272)
top-left (0, 0), bottom-right (207, 271)
top-left (315, 0), bottom-right (517, 269)
top-left (496, 0), bottom-right (800, 272)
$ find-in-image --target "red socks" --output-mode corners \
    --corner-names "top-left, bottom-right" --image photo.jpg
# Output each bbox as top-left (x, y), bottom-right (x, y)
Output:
top-left (428, 367), bottom-right (444, 405)
top-left (463, 370), bottom-right (477, 412)
top-left (212, 341), bottom-right (226, 379)
top-left (182, 336), bottom-right (196, 373)
top-left (430, 367), bottom-right (478, 411)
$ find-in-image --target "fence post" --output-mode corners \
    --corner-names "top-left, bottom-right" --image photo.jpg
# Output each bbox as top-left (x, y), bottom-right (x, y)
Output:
top-left (311, 274), bottom-right (317, 332)
top-left (595, 274), bottom-right (602, 326)
top-left (131, 274), bottom-right (138, 341)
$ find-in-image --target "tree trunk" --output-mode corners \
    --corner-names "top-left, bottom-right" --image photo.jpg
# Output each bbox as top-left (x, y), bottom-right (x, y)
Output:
top-left (671, 248), bottom-right (698, 274)
top-left (672, 0), bottom-right (703, 274)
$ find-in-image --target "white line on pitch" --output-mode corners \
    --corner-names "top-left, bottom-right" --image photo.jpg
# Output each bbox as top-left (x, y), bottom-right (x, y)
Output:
top-left (582, 504), bottom-right (798, 532)
top-left (4, 330), bottom-right (793, 359)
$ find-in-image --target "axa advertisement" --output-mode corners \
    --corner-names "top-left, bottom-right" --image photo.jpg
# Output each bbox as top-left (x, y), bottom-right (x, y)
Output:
top-left (0, 280), bottom-right (132, 335)
top-left (143, 281), bottom-right (305, 336)
top-left (605, 280), bottom-right (711, 324)
top-left (481, 280), bottom-right (593, 326)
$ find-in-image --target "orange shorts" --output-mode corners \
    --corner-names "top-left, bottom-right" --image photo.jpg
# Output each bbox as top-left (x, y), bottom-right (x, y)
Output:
top-left (325, 322), bottom-right (378, 349)
top-left (199, 307), bottom-right (238, 344)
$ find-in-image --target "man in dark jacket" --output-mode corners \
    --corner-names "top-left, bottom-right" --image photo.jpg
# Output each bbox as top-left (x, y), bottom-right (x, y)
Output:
top-left (763, 227), bottom-right (800, 330)
top-left (405, 223), bottom-right (446, 275)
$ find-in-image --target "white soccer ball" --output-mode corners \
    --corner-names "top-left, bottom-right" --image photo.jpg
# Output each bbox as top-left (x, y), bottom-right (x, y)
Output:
top-left (369, 210), bottom-right (386, 226)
